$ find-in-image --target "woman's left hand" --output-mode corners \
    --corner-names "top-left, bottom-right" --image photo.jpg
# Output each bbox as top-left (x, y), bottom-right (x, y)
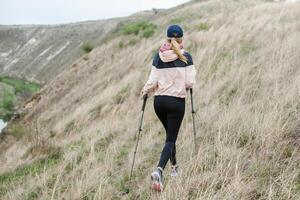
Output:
top-left (141, 90), bottom-right (148, 100)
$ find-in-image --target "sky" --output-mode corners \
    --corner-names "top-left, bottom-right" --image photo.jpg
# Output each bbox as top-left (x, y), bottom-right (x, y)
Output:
top-left (0, 0), bottom-right (191, 25)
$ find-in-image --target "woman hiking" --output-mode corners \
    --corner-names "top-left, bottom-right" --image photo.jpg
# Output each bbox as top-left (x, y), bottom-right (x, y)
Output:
top-left (142, 25), bottom-right (196, 192)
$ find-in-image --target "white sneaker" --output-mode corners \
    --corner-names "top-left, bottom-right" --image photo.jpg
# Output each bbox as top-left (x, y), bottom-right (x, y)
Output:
top-left (150, 168), bottom-right (163, 192)
top-left (171, 165), bottom-right (178, 177)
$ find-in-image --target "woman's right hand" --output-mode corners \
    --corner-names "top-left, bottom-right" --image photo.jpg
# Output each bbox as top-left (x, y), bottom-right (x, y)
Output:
top-left (141, 90), bottom-right (148, 100)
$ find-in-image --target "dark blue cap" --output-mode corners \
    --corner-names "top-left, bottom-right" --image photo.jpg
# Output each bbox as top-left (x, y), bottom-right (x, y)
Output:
top-left (167, 25), bottom-right (183, 38)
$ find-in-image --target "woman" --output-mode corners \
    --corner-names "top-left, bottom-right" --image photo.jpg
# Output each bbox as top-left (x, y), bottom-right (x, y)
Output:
top-left (142, 24), bottom-right (196, 192)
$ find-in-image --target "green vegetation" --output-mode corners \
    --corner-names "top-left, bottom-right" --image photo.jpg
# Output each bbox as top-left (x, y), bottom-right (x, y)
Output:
top-left (198, 22), bottom-right (210, 31)
top-left (81, 42), bottom-right (94, 53)
top-left (9, 123), bottom-right (28, 140)
top-left (114, 174), bottom-right (130, 194)
top-left (143, 27), bottom-right (156, 38)
top-left (118, 41), bottom-right (124, 49)
top-left (128, 38), bottom-right (138, 46)
top-left (0, 150), bottom-right (62, 196)
top-left (170, 18), bottom-right (183, 24)
top-left (0, 87), bottom-right (14, 121)
top-left (0, 74), bottom-right (40, 121)
top-left (0, 75), bottom-right (39, 94)
top-left (121, 21), bottom-right (157, 38)
top-left (24, 187), bottom-right (42, 200)
top-left (116, 21), bottom-right (157, 48)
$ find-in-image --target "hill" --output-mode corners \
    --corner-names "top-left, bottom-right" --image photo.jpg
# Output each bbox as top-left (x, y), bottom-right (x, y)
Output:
top-left (0, 11), bottom-right (156, 83)
top-left (0, 0), bottom-right (299, 199)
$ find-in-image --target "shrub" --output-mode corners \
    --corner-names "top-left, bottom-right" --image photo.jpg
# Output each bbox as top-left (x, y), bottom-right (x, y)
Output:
top-left (170, 18), bottom-right (183, 24)
top-left (81, 42), bottom-right (94, 53)
top-left (118, 41), bottom-right (124, 49)
top-left (9, 123), bottom-right (28, 140)
top-left (121, 21), bottom-right (157, 38)
top-left (143, 27), bottom-right (156, 38)
top-left (128, 38), bottom-right (138, 46)
top-left (0, 75), bottom-right (40, 121)
top-left (24, 187), bottom-right (41, 200)
top-left (0, 75), bottom-right (40, 94)
top-left (2, 92), bottom-right (14, 112)
top-left (198, 23), bottom-right (210, 31)
top-left (122, 23), bottom-right (141, 35)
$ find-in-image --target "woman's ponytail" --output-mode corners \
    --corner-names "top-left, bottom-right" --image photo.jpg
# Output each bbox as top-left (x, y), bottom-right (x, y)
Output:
top-left (169, 38), bottom-right (188, 64)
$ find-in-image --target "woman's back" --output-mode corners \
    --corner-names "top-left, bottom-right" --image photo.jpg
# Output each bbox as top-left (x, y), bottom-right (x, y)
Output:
top-left (143, 47), bottom-right (196, 98)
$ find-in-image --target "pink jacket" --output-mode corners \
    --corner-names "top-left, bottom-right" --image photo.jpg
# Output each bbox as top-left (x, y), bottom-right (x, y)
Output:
top-left (142, 49), bottom-right (196, 98)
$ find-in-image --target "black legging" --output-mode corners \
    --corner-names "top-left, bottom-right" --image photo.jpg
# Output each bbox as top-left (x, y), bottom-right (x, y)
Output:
top-left (154, 95), bottom-right (185, 170)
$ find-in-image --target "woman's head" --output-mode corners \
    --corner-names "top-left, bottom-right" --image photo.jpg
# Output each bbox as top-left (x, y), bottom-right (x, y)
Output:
top-left (167, 25), bottom-right (183, 38)
top-left (166, 25), bottom-right (187, 63)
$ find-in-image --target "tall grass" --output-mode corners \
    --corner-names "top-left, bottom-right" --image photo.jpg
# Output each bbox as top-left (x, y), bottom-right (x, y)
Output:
top-left (0, 0), bottom-right (299, 199)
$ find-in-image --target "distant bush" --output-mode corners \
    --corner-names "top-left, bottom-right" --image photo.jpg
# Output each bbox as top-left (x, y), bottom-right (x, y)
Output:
top-left (0, 89), bottom-right (15, 121)
top-left (128, 38), bottom-right (138, 46)
top-left (2, 92), bottom-right (14, 111)
top-left (170, 18), bottom-right (183, 24)
top-left (118, 41), bottom-right (124, 49)
top-left (81, 42), bottom-right (94, 53)
top-left (122, 23), bottom-right (141, 35)
top-left (0, 75), bottom-right (40, 94)
top-left (143, 27), bottom-right (156, 38)
top-left (0, 75), bottom-right (40, 121)
top-left (198, 23), bottom-right (210, 31)
top-left (121, 21), bottom-right (157, 38)
top-left (8, 123), bottom-right (28, 140)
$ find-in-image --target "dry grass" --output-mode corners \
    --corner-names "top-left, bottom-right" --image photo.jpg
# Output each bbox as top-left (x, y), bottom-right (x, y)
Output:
top-left (0, 0), bottom-right (299, 199)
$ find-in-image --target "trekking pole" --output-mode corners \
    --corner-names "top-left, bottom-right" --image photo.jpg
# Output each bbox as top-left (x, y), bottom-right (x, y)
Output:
top-left (129, 94), bottom-right (148, 180)
top-left (190, 88), bottom-right (197, 154)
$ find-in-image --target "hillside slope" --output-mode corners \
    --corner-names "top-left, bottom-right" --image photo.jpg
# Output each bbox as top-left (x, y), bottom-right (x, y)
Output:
top-left (0, 0), bottom-right (300, 199)
top-left (0, 11), bottom-right (157, 83)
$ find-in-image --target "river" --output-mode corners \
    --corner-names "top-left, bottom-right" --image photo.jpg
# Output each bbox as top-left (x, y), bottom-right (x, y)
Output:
top-left (0, 119), bottom-right (7, 134)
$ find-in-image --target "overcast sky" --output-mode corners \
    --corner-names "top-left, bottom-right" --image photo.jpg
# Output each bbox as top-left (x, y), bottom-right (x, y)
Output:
top-left (0, 0), bottom-right (190, 25)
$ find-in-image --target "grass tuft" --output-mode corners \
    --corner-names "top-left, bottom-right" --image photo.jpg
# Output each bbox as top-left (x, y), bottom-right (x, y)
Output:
top-left (197, 22), bottom-right (210, 31)
top-left (81, 42), bottom-right (94, 53)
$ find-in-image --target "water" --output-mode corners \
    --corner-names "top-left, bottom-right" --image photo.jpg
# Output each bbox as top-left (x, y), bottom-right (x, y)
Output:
top-left (0, 119), bottom-right (7, 134)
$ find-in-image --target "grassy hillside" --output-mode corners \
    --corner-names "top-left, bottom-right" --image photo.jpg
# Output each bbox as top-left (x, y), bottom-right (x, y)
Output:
top-left (0, 74), bottom-right (40, 121)
top-left (0, 0), bottom-right (299, 199)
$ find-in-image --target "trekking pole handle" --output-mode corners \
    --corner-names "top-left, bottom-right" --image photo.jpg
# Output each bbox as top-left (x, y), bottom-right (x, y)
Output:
top-left (190, 89), bottom-right (196, 114)
top-left (142, 94), bottom-right (148, 111)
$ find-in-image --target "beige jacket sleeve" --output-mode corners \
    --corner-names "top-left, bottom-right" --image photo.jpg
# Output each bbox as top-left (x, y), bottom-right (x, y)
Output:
top-left (142, 66), bottom-right (158, 94)
top-left (185, 65), bottom-right (196, 89)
